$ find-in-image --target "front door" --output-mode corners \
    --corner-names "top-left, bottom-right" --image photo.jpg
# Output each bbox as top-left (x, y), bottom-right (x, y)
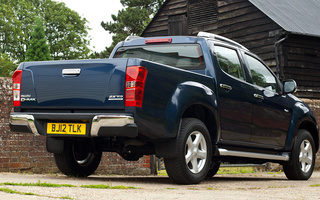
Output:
top-left (244, 53), bottom-right (291, 148)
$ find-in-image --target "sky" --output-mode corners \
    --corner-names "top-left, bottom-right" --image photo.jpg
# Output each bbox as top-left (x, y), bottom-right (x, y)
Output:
top-left (57, 0), bottom-right (124, 52)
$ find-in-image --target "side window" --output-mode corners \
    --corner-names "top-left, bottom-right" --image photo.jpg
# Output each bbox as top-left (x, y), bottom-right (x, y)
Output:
top-left (214, 46), bottom-right (244, 80)
top-left (245, 54), bottom-right (277, 92)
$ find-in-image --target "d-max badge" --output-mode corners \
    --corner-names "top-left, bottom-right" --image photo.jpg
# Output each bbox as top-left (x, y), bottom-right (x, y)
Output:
top-left (108, 95), bottom-right (123, 101)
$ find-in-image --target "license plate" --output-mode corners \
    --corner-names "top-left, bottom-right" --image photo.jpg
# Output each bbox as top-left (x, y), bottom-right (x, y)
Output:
top-left (47, 123), bottom-right (86, 135)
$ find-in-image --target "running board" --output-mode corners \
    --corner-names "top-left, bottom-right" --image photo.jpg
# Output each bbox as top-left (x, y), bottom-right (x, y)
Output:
top-left (218, 148), bottom-right (290, 161)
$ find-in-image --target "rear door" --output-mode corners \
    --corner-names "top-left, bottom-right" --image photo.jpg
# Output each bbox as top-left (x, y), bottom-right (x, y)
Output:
top-left (211, 44), bottom-right (253, 143)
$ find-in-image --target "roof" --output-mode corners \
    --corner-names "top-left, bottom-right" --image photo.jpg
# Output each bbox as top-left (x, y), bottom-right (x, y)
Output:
top-left (249, 0), bottom-right (320, 37)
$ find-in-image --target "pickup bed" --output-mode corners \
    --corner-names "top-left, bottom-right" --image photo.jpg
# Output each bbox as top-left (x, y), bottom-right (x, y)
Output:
top-left (10, 32), bottom-right (319, 184)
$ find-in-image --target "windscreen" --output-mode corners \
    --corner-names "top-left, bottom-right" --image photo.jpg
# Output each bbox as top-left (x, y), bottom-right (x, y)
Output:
top-left (114, 44), bottom-right (205, 70)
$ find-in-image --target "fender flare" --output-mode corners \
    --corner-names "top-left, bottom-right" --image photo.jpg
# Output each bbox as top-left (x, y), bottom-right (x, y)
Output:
top-left (285, 102), bottom-right (319, 152)
top-left (155, 81), bottom-right (218, 158)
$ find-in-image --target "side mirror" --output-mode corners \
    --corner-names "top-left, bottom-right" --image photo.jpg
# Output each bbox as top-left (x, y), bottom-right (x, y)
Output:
top-left (283, 79), bottom-right (297, 94)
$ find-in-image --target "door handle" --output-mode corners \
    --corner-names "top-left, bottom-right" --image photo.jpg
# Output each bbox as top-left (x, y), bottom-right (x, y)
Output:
top-left (254, 94), bottom-right (264, 101)
top-left (220, 84), bottom-right (232, 91)
top-left (62, 68), bottom-right (81, 75)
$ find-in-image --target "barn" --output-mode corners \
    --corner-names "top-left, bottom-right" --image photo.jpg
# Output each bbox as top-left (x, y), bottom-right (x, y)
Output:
top-left (142, 0), bottom-right (320, 99)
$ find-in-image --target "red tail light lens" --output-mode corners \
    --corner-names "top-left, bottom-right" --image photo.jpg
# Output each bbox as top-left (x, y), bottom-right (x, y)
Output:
top-left (145, 38), bottom-right (172, 44)
top-left (12, 70), bottom-right (23, 107)
top-left (125, 66), bottom-right (147, 107)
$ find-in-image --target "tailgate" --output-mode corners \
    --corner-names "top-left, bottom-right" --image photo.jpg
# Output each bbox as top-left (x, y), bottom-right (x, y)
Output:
top-left (20, 59), bottom-right (128, 109)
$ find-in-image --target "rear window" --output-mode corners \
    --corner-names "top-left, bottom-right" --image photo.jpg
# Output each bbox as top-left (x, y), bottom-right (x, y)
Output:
top-left (114, 44), bottom-right (205, 70)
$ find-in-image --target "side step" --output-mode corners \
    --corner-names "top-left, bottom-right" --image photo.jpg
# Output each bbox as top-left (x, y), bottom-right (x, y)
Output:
top-left (218, 148), bottom-right (290, 161)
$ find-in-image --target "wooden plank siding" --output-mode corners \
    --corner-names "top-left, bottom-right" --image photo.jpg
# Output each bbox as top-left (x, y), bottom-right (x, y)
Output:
top-left (213, 0), bottom-right (282, 69)
top-left (142, 0), bottom-right (320, 98)
top-left (142, 0), bottom-right (283, 68)
top-left (142, 0), bottom-right (187, 36)
top-left (282, 35), bottom-right (320, 98)
top-left (188, 0), bottom-right (218, 34)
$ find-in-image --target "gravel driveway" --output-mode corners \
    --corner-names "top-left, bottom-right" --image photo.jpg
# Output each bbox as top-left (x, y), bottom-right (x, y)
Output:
top-left (0, 171), bottom-right (319, 200)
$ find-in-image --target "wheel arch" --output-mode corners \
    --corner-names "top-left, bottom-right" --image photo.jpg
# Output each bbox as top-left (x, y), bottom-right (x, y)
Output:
top-left (285, 101), bottom-right (319, 152)
top-left (163, 81), bottom-right (218, 136)
top-left (155, 81), bottom-right (219, 158)
top-left (156, 103), bottom-right (219, 158)
top-left (182, 104), bottom-right (219, 145)
top-left (298, 120), bottom-right (319, 152)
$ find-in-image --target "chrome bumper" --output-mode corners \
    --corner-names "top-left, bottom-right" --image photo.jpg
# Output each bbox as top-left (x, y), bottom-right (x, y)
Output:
top-left (91, 115), bottom-right (135, 136)
top-left (10, 113), bottom-right (137, 138)
top-left (10, 114), bottom-right (39, 134)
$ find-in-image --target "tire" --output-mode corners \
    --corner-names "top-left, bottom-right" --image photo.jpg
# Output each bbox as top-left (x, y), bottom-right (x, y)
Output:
top-left (164, 118), bottom-right (212, 184)
top-left (283, 129), bottom-right (315, 180)
top-left (206, 161), bottom-right (221, 178)
top-left (54, 139), bottom-right (102, 177)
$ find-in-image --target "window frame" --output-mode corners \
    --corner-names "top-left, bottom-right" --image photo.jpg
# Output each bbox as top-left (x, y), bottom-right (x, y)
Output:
top-left (210, 42), bottom-right (247, 82)
top-left (243, 52), bottom-right (282, 94)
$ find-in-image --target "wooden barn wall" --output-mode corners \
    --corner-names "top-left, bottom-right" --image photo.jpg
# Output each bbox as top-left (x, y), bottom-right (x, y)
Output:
top-left (188, 0), bottom-right (218, 33)
top-left (142, 0), bottom-right (320, 94)
top-left (142, 0), bottom-right (187, 37)
top-left (143, 0), bottom-right (283, 70)
top-left (282, 35), bottom-right (320, 99)
top-left (211, 0), bottom-right (282, 69)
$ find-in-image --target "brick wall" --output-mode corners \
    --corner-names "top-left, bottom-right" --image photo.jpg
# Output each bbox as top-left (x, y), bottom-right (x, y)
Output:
top-left (0, 77), bottom-right (150, 175)
top-left (301, 98), bottom-right (320, 168)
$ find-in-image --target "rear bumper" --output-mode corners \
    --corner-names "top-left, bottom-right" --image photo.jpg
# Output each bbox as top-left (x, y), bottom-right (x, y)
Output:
top-left (10, 113), bottom-right (138, 138)
top-left (10, 114), bottom-right (38, 134)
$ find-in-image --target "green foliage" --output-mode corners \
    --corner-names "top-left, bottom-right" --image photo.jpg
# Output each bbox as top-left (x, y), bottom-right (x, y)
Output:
top-left (157, 170), bottom-right (168, 176)
top-left (60, 196), bottom-right (73, 200)
top-left (80, 184), bottom-right (138, 189)
top-left (43, 0), bottom-right (90, 60)
top-left (0, 187), bottom-right (73, 199)
top-left (0, 0), bottom-right (90, 62)
top-left (89, 49), bottom-right (111, 59)
top-left (2, 180), bottom-right (76, 187)
top-left (0, 53), bottom-right (17, 77)
top-left (217, 167), bottom-right (257, 174)
top-left (26, 16), bottom-right (52, 61)
top-left (1, 181), bottom-right (138, 190)
top-left (100, 0), bottom-right (164, 57)
top-left (310, 184), bottom-right (320, 187)
top-left (268, 185), bottom-right (288, 188)
top-left (0, 187), bottom-right (35, 195)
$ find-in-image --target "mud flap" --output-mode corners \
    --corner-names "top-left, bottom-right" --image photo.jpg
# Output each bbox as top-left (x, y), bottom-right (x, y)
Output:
top-left (46, 137), bottom-right (64, 153)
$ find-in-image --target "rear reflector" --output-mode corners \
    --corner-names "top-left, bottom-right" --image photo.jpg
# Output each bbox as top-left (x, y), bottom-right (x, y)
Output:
top-left (145, 38), bottom-right (172, 44)
top-left (125, 66), bottom-right (148, 107)
top-left (12, 70), bottom-right (23, 107)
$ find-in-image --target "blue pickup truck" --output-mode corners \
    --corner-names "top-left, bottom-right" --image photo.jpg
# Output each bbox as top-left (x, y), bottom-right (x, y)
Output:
top-left (10, 32), bottom-right (319, 184)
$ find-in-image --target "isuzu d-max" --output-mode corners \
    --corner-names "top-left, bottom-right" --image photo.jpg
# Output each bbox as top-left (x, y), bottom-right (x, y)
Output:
top-left (10, 32), bottom-right (319, 184)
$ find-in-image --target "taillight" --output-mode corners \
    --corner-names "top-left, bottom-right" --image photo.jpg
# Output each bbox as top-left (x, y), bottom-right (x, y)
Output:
top-left (12, 70), bottom-right (23, 107)
top-left (125, 66), bottom-right (147, 107)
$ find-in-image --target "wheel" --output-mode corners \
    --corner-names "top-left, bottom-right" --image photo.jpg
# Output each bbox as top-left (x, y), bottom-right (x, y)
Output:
top-left (283, 129), bottom-right (315, 180)
top-left (206, 161), bottom-right (221, 177)
top-left (164, 118), bottom-right (212, 184)
top-left (54, 139), bottom-right (102, 177)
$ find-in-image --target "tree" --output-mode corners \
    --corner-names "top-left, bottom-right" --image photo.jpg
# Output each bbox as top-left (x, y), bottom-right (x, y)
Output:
top-left (42, 0), bottom-right (91, 60)
top-left (0, 0), bottom-right (90, 62)
top-left (0, 53), bottom-right (17, 77)
top-left (100, 0), bottom-right (164, 57)
top-left (26, 16), bottom-right (52, 61)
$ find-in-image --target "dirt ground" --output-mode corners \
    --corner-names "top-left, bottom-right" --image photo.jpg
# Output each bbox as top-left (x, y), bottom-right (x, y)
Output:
top-left (0, 171), bottom-right (320, 200)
